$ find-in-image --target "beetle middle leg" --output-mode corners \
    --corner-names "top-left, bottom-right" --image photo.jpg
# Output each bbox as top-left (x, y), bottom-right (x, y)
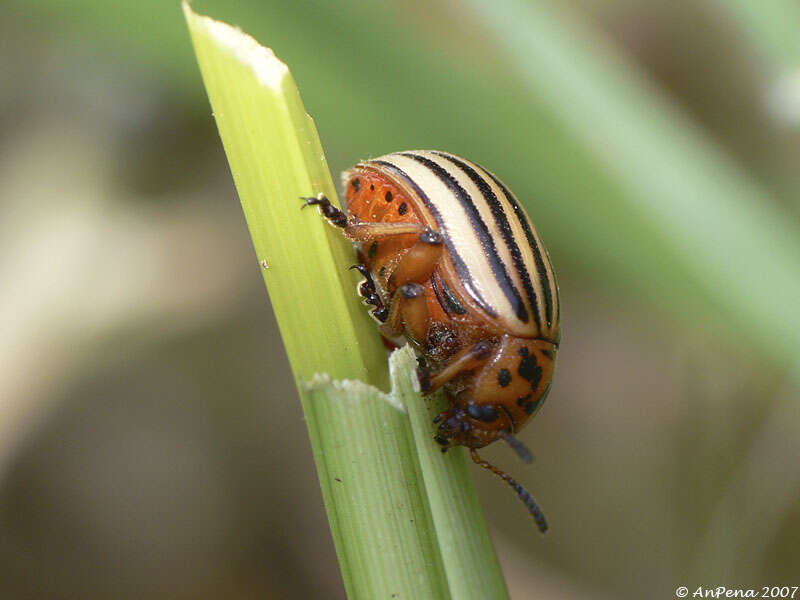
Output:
top-left (379, 231), bottom-right (444, 340)
top-left (383, 282), bottom-right (428, 340)
top-left (345, 224), bottom-right (444, 341)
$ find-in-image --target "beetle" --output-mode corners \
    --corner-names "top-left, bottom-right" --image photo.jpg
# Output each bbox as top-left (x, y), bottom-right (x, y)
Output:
top-left (303, 150), bottom-right (560, 532)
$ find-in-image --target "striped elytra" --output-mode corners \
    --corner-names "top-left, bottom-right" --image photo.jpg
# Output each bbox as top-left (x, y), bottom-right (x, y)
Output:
top-left (304, 150), bottom-right (560, 531)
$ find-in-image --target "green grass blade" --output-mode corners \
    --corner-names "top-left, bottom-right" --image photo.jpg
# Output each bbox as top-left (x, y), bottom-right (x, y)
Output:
top-left (183, 5), bottom-right (509, 598)
top-left (183, 2), bottom-right (385, 387)
top-left (303, 376), bottom-right (449, 599)
top-left (21, 0), bottom-right (800, 370)
top-left (391, 347), bottom-right (510, 600)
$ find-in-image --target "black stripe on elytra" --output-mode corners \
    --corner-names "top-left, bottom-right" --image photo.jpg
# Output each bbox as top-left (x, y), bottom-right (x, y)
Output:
top-left (371, 159), bottom-right (496, 317)
top-left (440, 277), bottom-right (467, 315)
top-left (483, 169), bottom-right (555, 329)
top-left (400, 153), bottom-right (526, 322)
top-left (432, 151), bottom-right (539, 329)
top-left (430, 273), bottom-right (450, 316)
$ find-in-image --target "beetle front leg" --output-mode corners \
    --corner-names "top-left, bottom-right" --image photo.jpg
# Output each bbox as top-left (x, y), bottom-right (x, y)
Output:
top-left (301, 194), bottom-right (347, 228)
top-left (350, 264), bottom-right (389, 323)
top-left (303, 195), bottom-right (433, 240)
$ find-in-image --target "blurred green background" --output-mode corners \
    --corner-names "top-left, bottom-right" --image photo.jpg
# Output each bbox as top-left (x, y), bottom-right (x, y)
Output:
top-left (2, 0), bottom-right (800, 598)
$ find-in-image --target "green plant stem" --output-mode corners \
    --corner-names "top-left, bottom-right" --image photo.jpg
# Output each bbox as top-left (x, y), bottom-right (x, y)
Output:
top-left (183, 5), bottom-right (510, 598)
top-left (391, 347), bottom-right (510, 600)
top-left (303, 375), bottom-right (449, 599)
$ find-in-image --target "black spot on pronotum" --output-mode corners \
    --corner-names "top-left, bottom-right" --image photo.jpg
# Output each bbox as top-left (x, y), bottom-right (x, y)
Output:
top-left (467, 403), bottom-right (499, 422)
top-left (518, 354), bottom-right (543, 390)
top-left (518, 346), bottom-right (529, 357)
top-left (368, 241), bottom-right (378, 258)
top-left (498, 368), bottom-right (511, 388)
top-left (516, 393), bottom-right (532, 407)
top-left (370, 184), bottom-right (375, 191)
top-left (398, 202), bottom-right (408, 215)
top-left (352, 178), bottom-right (361, 191)
top-left (385, 191), bottom-right (393, 203)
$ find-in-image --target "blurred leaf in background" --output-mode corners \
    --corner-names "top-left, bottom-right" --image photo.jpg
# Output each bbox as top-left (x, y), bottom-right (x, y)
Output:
top-left (1, 1), bottom-right (799, 599)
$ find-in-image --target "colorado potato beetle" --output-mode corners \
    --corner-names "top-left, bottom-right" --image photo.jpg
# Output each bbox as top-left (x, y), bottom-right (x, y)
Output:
top-left (303, 150), bottom-right (560, 532)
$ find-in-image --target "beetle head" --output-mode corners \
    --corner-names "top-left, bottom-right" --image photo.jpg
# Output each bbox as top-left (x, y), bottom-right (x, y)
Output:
top-left (434, 406), bottom-right (502, 450)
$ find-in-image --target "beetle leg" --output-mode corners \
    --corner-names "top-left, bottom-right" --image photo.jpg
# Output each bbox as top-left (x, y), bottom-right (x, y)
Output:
top-left (417, 341), bottom-right (495, 394)
top-left (383, 282), bottom-right (428, 340)
top-left (344, 221), bottom-right (428, 242)
top-left (302, 196), bottom-right (430, 240)
top-left (387, 230), bottom-right (443, 292)
top-left (379, 230), bottom-right (444, 338)
top-left (350, 264), bottom-right (389, 323)
top-left (301, 194), bottom-right (347, 228)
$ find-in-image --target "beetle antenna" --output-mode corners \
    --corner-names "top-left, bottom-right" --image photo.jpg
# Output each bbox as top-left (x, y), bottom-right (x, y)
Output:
top-left (499, 431), bottom-right (533, 464)
top-left (470, 449), bottom-right (548, 533)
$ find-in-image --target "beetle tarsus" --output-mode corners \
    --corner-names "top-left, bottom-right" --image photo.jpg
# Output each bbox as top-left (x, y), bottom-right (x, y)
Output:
top-left (350, 261), bottom-right (389, 320)
top-left (301, 194), bottom-right (347, 228)
top-left (372, 306), bottom-right (389, 322)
